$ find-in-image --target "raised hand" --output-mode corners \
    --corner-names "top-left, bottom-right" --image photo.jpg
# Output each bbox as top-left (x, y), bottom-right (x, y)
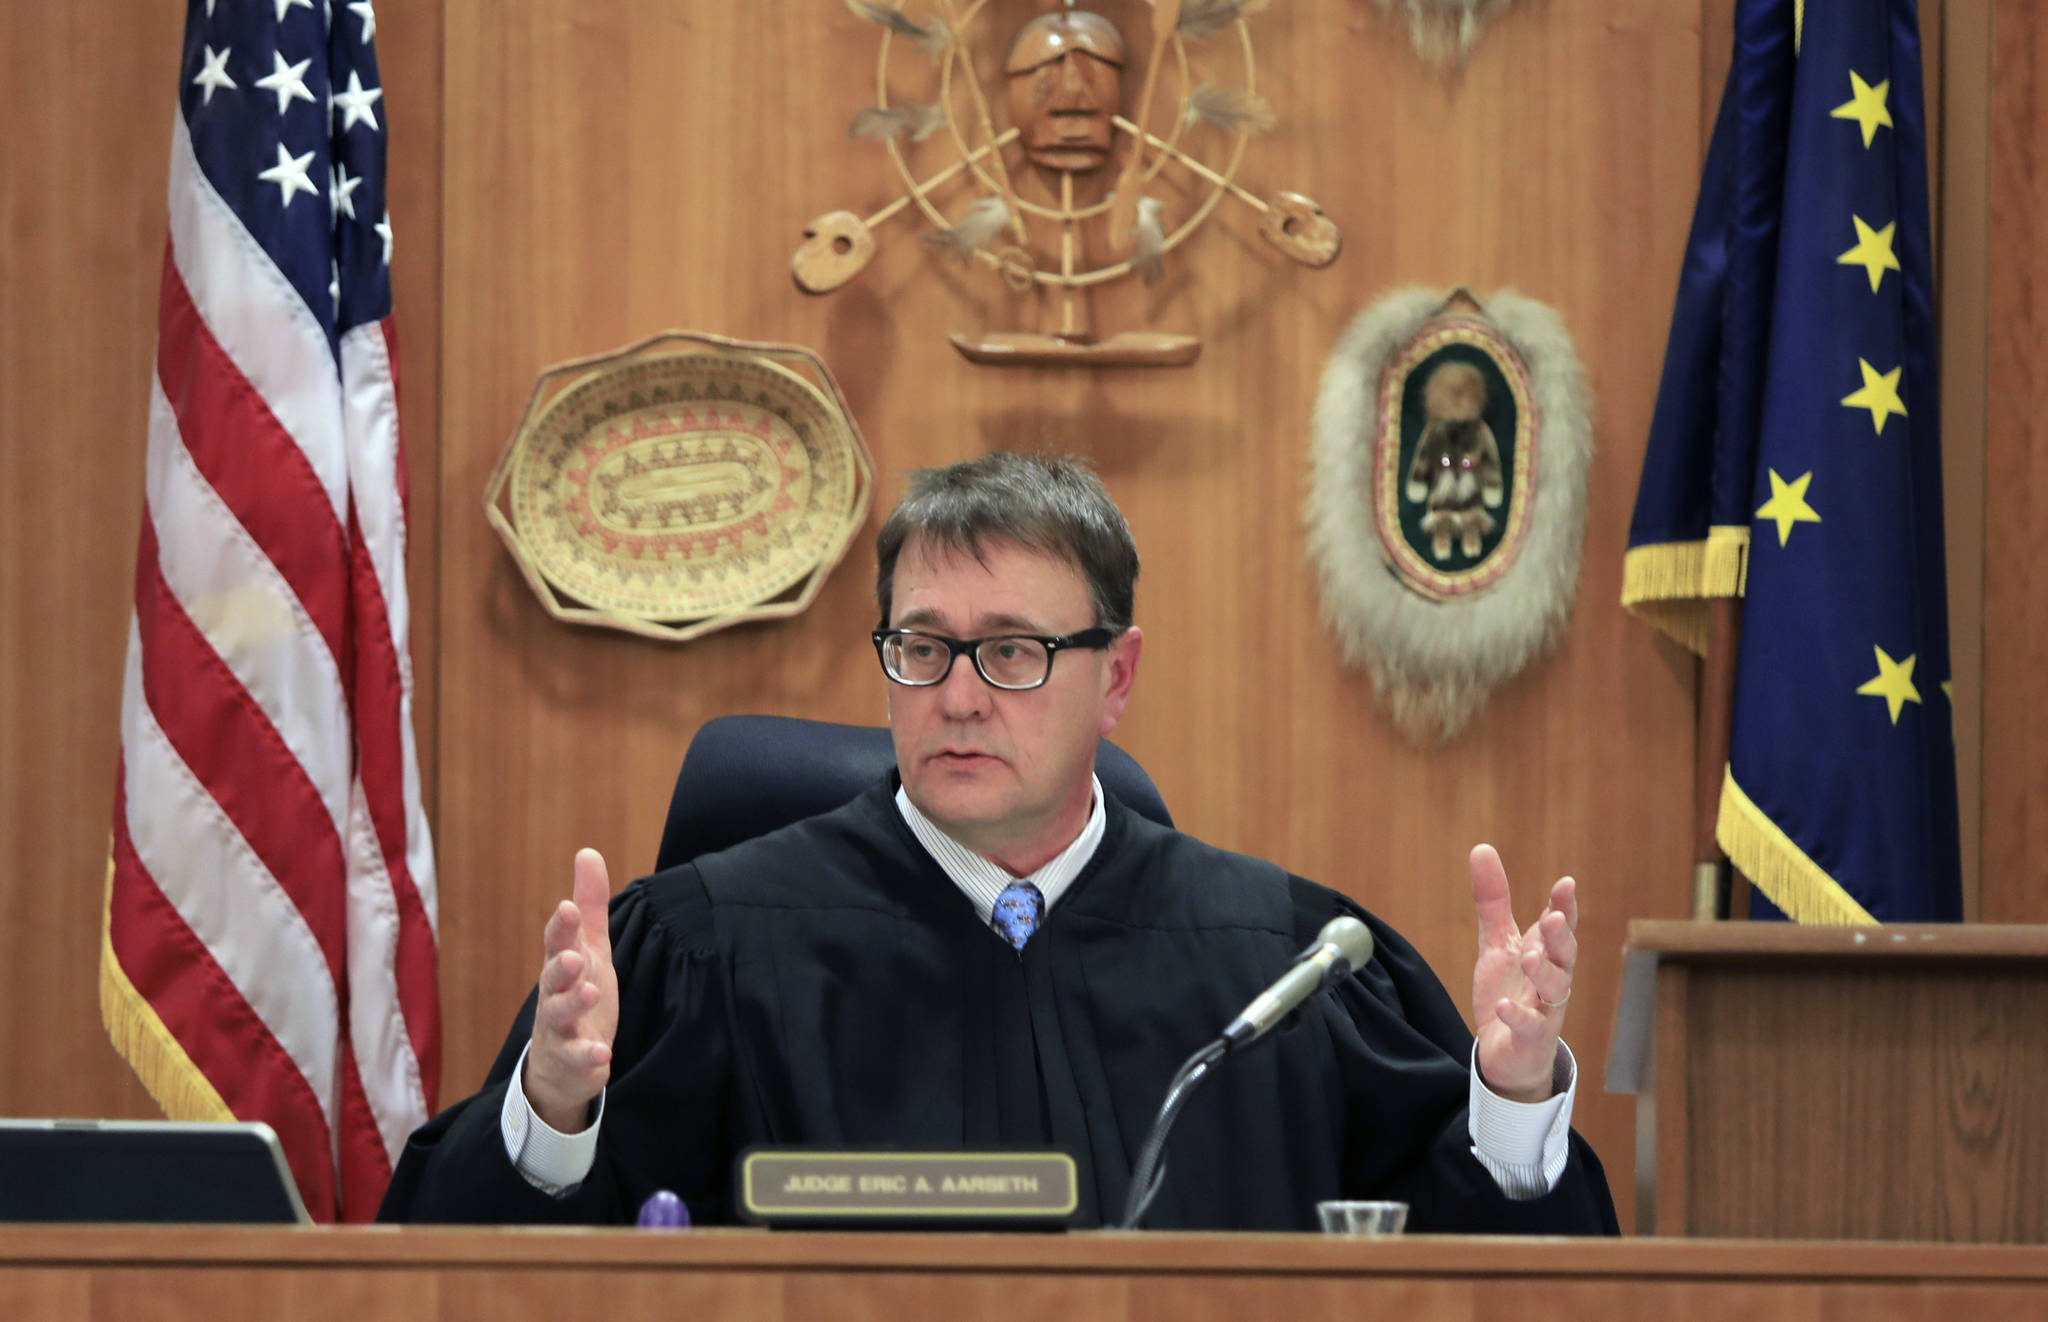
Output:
top-left (1469, 844), bottom-right (1578, 1104)
top-left (523, 848), bottom-right (619, 1133)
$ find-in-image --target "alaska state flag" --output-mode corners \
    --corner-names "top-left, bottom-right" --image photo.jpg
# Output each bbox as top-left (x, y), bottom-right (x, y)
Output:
top-left (1622, 0), bottom-right (1960, 922)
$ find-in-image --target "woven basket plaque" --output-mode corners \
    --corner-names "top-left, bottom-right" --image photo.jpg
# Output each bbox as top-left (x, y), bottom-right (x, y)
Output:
top-left (485, 331), bottom-right (873, 642)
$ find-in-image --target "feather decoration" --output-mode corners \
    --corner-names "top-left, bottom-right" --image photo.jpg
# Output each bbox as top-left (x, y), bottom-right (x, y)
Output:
top-left (1132, 198), bottom-right (1167, 286)
top-left (849, 103), bottom-right (947, 143)
top-left (922, 196), bottom-right (1012, 260)
top-left (843, 0), bottom-right (952, 57)
top-left (1177, 0), bottom-right (1271, 40)
top-left (1373, 0), bottom-right (1518, 70)
top-left (1183, 84), bottom-right (1277, 135)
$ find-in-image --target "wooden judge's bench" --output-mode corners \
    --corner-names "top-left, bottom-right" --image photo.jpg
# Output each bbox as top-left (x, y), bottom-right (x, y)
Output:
top-left (2, 1227), bottom-right (2046, 1320)
top-left (10, 920), bottom-right (2048, 1316)
top-left (1607, 921), bottom-right (2048, 1243)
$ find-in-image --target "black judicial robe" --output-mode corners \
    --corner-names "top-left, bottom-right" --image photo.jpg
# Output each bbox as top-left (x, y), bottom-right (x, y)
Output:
top-left (382, 781), bottom-right (1618, 1232)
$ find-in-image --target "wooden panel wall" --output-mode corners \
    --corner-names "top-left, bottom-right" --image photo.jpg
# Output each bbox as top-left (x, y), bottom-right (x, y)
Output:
top-left (431, 0), bottom-right (1703, 1226)
top-left (4, 0), bottom-right (2039, 1241)
top-left (0, 1), bottom-right (178, 1120)
top-left (1985, 3), bottom-right (2048, 924)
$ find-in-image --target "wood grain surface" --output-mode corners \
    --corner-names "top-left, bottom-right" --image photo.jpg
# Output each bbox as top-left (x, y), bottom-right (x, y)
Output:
top-left (1985, 2), bottom-right (2048, 924)
top-left (2, 1225), bottom-right (2047, 1277)
top-left (3, 1231), bottom-right (2048, 1321)
top-left (1680, 962), bottom-right (2048, 1241)
top-left (0, 1), bottom-right (186, 1123)
top-left (1, 0), bottom-right (2040, 1245)
top-left (1618, 924), bottom-right (2048, 1242)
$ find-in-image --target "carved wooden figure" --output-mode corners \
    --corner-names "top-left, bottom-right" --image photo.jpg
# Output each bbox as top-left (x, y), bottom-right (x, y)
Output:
top-left (796, 1), bottom-right (1343, 367)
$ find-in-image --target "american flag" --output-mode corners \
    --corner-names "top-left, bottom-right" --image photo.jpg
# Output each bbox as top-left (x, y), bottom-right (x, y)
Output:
top-left (102, 0), bottom-right (439, 1222)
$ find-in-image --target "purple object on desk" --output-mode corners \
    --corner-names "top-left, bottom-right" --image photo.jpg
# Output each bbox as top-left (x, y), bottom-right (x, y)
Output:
top-left (637, 1190), bottom-right (690, 1229)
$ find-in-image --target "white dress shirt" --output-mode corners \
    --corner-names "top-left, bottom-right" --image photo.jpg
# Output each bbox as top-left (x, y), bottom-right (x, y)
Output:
top-left (504, 778), bottom-right (1575, 1199)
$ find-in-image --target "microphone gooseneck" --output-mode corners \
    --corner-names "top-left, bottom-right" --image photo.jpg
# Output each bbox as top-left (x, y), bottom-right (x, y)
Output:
top-left (1117, 916), bottom-right (1376, 1229)
top-left (1219, 917), bottom-right (1375, 1052)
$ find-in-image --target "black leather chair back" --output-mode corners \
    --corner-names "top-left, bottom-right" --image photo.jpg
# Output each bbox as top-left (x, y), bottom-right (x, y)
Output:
top-left (655, 714), bottom-right (1172, 871)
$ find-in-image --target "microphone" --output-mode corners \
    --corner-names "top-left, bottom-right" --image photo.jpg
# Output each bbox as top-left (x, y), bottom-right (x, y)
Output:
top-left (1220, 917), bottom-right (1374, 1052)
top-left (1118, 915), bottom-right (1375, 1229)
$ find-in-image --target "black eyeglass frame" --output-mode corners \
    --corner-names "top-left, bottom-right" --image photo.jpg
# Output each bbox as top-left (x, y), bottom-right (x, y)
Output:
top-left (870, 627), bottom-right (1118, 691)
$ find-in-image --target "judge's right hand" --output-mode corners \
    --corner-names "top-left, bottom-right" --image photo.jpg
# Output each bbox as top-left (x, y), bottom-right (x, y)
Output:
top-left (524, 847), bottom-right (619, 1133)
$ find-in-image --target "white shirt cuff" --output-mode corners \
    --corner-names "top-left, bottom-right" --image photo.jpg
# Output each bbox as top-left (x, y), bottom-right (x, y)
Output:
top-left (500, 1041), bottom-right (605, 1196)
top-left (1467, 1041), bottom-right (1575, 1199)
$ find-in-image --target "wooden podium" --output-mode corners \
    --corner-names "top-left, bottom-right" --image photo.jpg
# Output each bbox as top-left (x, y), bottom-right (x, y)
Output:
top-left (2, 1227), bottom-right (2046, 1319)
top-left (1607, 920), bottom-right (2048, 1242)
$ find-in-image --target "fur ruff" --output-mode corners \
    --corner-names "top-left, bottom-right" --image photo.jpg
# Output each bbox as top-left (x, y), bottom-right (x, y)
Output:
top-left (1305, 287), bottom-right (1592, 743)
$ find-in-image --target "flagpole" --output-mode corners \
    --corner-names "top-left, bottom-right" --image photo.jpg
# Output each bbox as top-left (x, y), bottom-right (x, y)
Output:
top-left (1693, 597), bottom-right (1745, 920)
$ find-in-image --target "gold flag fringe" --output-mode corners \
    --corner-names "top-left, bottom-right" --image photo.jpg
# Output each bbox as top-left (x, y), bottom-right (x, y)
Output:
top-left (1620, 526), bottom-right (1751, 655)
top-left (1716, 769), bottom-right (1879, 925)
top-left (100, 854), bottom-right (233, 1122)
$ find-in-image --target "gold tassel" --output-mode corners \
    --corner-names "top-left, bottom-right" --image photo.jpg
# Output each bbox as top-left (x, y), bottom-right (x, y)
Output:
top-left (1717, 770), bottom-right (1879, 925)
top-left (1620, 526), bottom-right (1750, 655)
top-left (100, 853), bottom-right (233, 1121)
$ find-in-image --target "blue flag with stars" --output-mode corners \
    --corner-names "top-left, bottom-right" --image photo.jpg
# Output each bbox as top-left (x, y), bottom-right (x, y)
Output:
top-left (1622, 0), bottom-right (1960, 922)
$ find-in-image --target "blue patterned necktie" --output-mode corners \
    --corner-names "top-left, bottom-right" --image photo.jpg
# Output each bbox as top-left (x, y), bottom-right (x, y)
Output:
top-left (991, 880), bottom-right (1045, 950)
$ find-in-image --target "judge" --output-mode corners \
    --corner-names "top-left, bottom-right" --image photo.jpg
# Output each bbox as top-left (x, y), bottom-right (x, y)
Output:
top-left (382, 452), bottom-right (1617, 1232)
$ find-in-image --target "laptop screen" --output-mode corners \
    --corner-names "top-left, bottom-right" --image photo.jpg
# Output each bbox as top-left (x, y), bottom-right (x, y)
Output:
top-left (0, 1119), bottom-right (312, 1224)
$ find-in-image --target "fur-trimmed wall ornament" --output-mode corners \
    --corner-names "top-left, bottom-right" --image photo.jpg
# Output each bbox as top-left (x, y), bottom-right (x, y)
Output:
top-left (1307, 288), bottom-right (1591, 742)
top-left (1373, 0), bottom-right (1519, 70)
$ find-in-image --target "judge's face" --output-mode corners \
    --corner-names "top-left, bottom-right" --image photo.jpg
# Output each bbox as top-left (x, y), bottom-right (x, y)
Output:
top-left (884, 535), bottom-right (1141, 871)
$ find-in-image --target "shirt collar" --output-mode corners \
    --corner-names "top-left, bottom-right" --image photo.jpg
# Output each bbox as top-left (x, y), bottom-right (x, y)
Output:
top-left (894, 775), bottom-right (1107, 925)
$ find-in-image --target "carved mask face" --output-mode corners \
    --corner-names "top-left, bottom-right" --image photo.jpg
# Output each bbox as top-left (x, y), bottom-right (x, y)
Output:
top-left (1004, 11), bottom-right (1126, 173)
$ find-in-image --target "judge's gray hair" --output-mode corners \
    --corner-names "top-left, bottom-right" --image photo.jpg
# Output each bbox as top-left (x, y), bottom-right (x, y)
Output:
top-left (875, 452), bottom-right (1140, 631)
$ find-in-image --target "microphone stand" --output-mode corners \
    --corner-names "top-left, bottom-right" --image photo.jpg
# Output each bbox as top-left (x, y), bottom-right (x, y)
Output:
top-left (1118, 918), bottom-right (1372, 1228)
top-left (1116, 1036), bottom-right (1229, 1230)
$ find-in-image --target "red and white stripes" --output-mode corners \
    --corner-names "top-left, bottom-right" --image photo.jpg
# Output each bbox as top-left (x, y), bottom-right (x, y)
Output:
top-left (103, 108), bottom-right (437, 1224)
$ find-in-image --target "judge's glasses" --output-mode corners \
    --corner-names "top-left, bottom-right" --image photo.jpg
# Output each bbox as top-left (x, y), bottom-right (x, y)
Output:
top-left (871, 628), bottom-right (1116, 691)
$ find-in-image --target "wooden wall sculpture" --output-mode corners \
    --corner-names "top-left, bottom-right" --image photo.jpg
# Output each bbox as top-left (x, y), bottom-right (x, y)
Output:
top-left (3, 1), bottom-right (2037, 1242)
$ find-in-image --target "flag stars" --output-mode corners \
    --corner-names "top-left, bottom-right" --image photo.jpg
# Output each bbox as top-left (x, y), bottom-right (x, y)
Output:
top-left (1837, 215), bottom-right (1901, 293)
top-left (192, 45), bottom-right (237, 106)
top-left (1831, 71), bottom-right (1893, 148)
top-left (1756, 469), bottom-right (1822, 546)
top-left (349, 1), bottom-right (378, 42)
top-left (374, 210), bottom-right (394, 264)
top-left (1856, 646), bottom-right (1921, 724)
top-left (329, 260), bottom-right (341, 309)
top-left (257, 141), bottom-right (320, 208)
top-left (254, 51), bottom-right (316, 116)
top-left (1841, 358), bottom-right (1907, 434)
top-left (275, 0), bottom-right (315, 23)
top-left (333, 70), bottom-right (384, 133)
top-left (331, 162), bottom-right (362, 221)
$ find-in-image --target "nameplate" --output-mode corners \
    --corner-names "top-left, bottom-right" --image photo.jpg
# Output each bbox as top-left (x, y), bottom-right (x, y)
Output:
top-left (736, 1150), bottom-right (1078, 1228)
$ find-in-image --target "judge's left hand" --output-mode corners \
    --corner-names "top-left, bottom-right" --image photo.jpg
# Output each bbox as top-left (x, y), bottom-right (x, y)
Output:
top-left (1469, 844), bottom-right (1578, 1103)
